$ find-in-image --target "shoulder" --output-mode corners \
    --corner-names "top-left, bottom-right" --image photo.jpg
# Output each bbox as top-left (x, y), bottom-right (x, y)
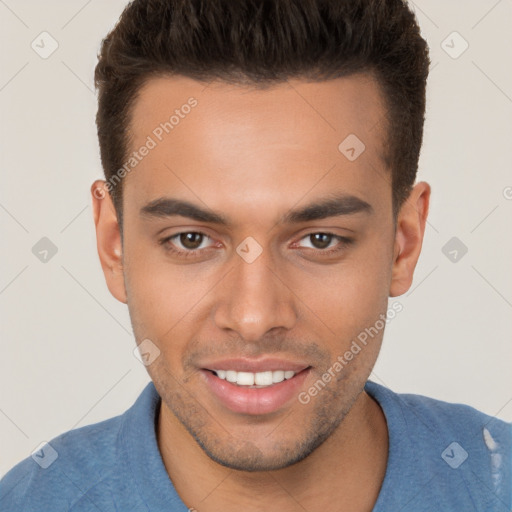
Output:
top-left (365, 380), bottom-right (512, 509)
top-left (386, 383), bottom-right (510, 446)
top-left (366, 379), bottom-right (511, 442)
top-left (0, 414), bottom-right (123, 512)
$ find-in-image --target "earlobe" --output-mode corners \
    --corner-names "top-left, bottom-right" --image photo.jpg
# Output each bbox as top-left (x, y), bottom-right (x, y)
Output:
top-left (389, 181), bottom-right (431, 297)
top-left (91, 180), bottom-right (127, 304)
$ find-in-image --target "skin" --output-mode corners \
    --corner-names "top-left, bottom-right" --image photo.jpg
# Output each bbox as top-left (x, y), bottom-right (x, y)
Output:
top-left (91, 73), bottom-right (430, 512)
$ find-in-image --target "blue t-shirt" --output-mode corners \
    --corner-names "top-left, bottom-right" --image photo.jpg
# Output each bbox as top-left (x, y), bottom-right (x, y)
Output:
top-left (1, 380), bottom-right (511, 511)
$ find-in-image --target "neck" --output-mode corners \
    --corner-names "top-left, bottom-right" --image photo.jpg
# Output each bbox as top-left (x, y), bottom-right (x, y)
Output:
top-left (157, 389), bottom-right (388, 512)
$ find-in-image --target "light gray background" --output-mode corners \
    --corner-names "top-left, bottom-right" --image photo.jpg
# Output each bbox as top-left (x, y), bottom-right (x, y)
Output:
top-left (1, 0), bottom-right (511, 476)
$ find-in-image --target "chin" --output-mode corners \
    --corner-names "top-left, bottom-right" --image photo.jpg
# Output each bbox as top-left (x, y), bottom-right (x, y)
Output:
top-left (181, 408), bottom-right (344, 473)
top-left (194, 437), bottom-right (321, 472)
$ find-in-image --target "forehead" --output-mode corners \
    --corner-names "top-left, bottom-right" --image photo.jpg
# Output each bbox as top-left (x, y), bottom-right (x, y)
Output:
top-left (130, 73), bottom-right (386, 149)
top-left (124, 74), bottom-right (390, 221)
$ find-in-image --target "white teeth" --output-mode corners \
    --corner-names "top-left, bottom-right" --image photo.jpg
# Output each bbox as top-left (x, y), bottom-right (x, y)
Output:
top-left (236, 372), bottom-right (255, 386)
top-left (213, 369), bottom-right (297, 386)
top-left (272, 370), bottom-right (285, 384)
top-left (255, 371), bottom-right (273, 386)
top-left (225, 370), bottom-right (237, 383)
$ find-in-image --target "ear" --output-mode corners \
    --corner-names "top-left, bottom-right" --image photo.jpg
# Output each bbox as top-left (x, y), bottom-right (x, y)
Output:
top-left (389, 181), bottom-right (431, 297)
top-left (91, 180), bottom-right (127, 304)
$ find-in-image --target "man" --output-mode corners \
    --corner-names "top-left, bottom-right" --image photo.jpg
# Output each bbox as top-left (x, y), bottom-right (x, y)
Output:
top-left (1, 0), bottom-right (510, 511)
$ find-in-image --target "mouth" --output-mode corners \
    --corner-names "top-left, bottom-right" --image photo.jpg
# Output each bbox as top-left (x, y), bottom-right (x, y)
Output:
top-left (207, 369), bottom-right (298, 388)
top-left (199, 360), bottom-right (312, 415)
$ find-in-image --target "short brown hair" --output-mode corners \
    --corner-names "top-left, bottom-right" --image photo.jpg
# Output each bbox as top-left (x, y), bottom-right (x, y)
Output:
top-left (95, 0), bottom-right (430, 228)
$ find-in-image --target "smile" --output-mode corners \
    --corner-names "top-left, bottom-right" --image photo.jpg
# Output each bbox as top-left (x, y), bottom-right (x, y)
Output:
top-left (211, 369), bottom-right (296, 387)
top-left (201, 365), bottom-right (311, 415)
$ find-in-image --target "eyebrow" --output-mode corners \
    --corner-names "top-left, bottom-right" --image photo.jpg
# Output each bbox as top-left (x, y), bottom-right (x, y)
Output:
top-left (140, 193), bottom-right (374, 226)
top-left (282, 194), bottom-right (374, 223)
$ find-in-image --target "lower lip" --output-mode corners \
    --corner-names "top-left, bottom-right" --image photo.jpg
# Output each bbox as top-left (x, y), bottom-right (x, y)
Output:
top-left (201, 369), bottom-right (310, 415)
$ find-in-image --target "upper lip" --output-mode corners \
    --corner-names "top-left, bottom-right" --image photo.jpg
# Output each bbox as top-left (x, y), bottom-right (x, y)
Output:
top-left (200, 358), bottom-right (310, 373)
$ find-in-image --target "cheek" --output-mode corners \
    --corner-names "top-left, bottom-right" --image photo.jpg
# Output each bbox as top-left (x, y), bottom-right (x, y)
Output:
top-left (124, 236), bottom-right (207, 322)
top-left (299, 238), bottom-right (392, 346)
top-left (123, 242), bottom-right (219, 371)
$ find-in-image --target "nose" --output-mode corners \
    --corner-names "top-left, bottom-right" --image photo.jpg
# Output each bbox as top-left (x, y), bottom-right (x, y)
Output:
top-left (213, 245), bottom-right (297, 342)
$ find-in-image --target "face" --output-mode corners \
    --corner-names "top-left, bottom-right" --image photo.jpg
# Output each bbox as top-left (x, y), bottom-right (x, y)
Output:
top-left (92, 73), bottom-right (429, 471)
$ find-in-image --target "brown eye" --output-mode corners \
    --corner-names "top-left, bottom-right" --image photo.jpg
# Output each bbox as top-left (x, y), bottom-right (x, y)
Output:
top-left (309, 233), bottom-right (333, 249)
top-left (295, 232), bottom-right (354, 257)
top-left (159, 231), bottom-right (214, 257)
top-left (179, 232), bottom-right (204, 249)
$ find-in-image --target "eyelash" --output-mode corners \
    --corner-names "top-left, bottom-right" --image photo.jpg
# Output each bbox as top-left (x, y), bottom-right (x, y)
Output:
top-left (158, 231), bottom-right (354, 259)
